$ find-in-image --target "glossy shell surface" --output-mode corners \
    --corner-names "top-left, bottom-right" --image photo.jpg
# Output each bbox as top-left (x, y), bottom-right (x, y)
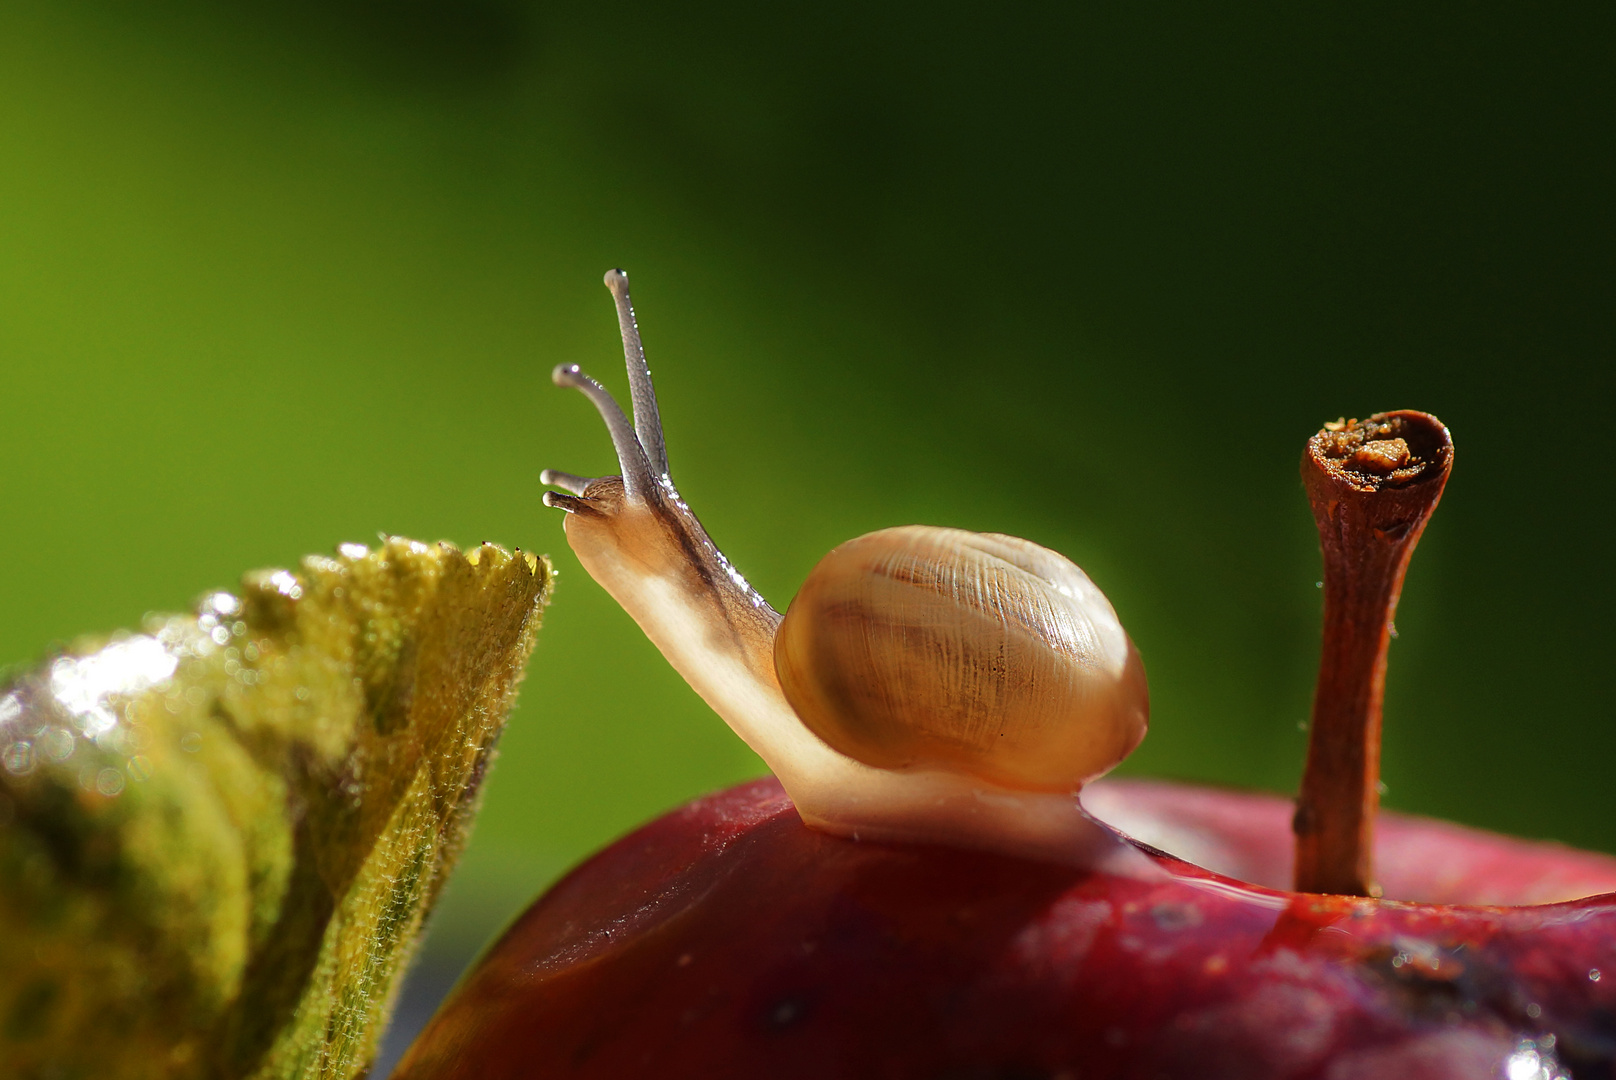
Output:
top-left (774, 527), bottom-right (1148, 791)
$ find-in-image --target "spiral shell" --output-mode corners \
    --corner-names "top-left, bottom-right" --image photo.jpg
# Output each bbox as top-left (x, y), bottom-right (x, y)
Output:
top-left (774, 526), bottom-right (1148, 793)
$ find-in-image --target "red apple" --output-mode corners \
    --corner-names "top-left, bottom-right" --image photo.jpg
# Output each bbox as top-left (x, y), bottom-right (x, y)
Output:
top-left (393, 280), bottom-right (1611, 1080)
top-left (392, 776), bottom-right (1616, 1079)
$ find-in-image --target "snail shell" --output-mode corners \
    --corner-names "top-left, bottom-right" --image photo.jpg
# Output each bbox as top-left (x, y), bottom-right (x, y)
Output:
top-left (776, 526), bottom-right (1148, 792)
top-left (541, 269), bottom-right (1159, 869)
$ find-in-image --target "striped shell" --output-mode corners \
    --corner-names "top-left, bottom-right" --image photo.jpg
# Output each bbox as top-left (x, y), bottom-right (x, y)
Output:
top-left (774, 526), bottom-right (1148, 793)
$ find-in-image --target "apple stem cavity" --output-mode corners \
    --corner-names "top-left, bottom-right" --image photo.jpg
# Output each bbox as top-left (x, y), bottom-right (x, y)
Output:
top-left (1293, 411), bottom-right (1454, 897)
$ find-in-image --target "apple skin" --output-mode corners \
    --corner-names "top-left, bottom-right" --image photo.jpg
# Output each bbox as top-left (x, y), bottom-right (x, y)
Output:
top-left (393, 778), bottom-right (1616, 1080)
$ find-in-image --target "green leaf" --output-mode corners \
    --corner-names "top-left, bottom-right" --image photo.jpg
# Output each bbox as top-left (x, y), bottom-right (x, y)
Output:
top-left (0, 537), bottom-right (551, 1080)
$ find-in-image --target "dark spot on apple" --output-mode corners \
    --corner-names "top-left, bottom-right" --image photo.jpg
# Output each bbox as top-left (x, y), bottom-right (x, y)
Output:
top-left (1150, 902), bottom-right (1203, 930)
top-left (763, 993), bottom-right (811, 1031)
top-left (1361, 940), bottom-right (1476, 1015)
top-left (1356, 937), bottom-right (1577, 1054)
top-left (931, 1066), bottom-right (1064, 1080)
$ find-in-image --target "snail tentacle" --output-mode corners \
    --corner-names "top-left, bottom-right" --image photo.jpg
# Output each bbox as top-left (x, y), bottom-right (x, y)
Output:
top-left (549, 363), bottom-right (657, 500)
top-left (604, 268), bottom-right (670, 480)
top-left (539, 469), bottom-right (594, 496)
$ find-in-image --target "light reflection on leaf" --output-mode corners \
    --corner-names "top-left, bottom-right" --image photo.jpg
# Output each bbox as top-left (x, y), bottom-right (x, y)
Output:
top-left (0, 537), bottom-right (550, 1079)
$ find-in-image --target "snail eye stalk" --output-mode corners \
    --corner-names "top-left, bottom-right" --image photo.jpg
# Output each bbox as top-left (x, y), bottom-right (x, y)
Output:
top-left (542, 269), bottom-right (672, 508)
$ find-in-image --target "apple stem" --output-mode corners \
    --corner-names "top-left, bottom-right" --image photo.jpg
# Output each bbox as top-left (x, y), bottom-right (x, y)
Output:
top-left (1292, 412), bottom-right (1453, 897)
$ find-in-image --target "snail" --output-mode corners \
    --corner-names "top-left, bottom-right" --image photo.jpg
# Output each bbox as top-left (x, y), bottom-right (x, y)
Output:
top-left (540, 270), bottom-right (1152, 868)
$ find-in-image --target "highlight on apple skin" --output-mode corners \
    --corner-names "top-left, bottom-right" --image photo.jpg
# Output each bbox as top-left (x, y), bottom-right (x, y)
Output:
top-left (394, 776), bottom-right (1616, 1080)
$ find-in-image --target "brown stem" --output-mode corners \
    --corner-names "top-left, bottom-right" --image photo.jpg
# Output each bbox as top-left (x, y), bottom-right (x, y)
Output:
top-left (1292, 411), bottom-right (1453, 896)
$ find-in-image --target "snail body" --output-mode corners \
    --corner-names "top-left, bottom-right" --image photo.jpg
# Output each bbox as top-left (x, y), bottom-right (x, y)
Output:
top-left (541, 271), bottom-right (1150, 867)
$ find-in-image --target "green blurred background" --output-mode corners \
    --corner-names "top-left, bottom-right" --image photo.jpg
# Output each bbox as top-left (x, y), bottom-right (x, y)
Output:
top-left (1, 0), bottom-right (1611, 1063)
